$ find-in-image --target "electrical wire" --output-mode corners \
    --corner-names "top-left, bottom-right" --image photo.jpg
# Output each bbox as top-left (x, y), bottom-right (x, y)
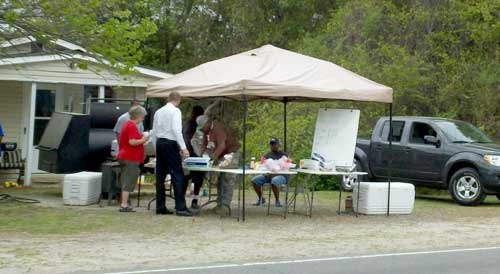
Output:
top-left (0, 194), bottom-right (40, 204)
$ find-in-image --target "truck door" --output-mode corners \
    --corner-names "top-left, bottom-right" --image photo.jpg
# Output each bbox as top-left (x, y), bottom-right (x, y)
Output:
top-left (370, 120), bottom-right (408, 179)
top-left (404, 122), bottom-right (444, 183)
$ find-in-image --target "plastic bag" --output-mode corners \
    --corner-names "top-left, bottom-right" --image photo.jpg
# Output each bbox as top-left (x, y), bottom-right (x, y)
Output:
top-left (260, 156), bottom-right (293, 171)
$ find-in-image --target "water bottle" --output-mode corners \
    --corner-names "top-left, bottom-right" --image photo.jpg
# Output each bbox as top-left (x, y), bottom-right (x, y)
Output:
top-left (250, 157), bottom-right (256, 169)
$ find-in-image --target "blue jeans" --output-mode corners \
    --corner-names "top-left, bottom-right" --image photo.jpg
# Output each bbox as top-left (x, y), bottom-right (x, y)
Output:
top-left (251, 175), bottom-right (287, 187)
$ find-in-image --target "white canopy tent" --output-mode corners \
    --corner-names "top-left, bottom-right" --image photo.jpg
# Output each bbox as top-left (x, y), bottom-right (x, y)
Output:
top-left (148, 45), bottom-right (392, 103)
top-left (147, 45), bottom-right (395, 220)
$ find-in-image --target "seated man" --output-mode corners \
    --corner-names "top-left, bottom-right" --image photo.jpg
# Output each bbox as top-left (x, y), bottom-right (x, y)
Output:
top-left (251, 138), bottom-right (288, 207)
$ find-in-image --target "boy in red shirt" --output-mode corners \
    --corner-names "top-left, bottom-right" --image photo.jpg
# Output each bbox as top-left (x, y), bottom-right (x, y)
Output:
top-left (117, 106), bottom-right (149, 212)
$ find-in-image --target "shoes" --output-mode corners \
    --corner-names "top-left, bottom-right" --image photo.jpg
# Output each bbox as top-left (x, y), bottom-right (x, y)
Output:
top-left (275, 201), bottom-right (282, 208)
top-left (176, 209), bottom-right (194, 217)
top-left (119, 207), bottom-right (135, 213)
top-left (156, 208), bottom-right (174, 215)
top-left (252, 198), bottom-right (266, 206)
top-left (191, 200), bottom-right (201, 210)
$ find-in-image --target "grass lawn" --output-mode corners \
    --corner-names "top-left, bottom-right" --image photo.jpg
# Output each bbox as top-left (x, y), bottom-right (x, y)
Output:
top-left (1, 184), bottom-right (500, 235)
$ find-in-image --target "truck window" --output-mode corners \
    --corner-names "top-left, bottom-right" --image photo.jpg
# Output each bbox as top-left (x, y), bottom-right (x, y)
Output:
top-left (380, 121), bottom-right (405, 143)
top-left (410, 122), bottom-right (437, 144)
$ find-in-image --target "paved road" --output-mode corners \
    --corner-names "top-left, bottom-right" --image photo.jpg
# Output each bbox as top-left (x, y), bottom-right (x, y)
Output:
top-left (92, 247), bottom-right (500, 274)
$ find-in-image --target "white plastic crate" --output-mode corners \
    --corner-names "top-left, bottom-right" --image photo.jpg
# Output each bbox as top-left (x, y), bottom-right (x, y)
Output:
top-left (63, 172), bottom-right (102, 206)
top-left (353, 182), bottom-right (415, 215)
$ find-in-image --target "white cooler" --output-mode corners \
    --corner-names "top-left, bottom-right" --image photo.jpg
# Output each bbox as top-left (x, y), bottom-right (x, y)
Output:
top-left (63, 172), bottom-right (102, 206)
top-left (353, 182), bottom-right (415, 215)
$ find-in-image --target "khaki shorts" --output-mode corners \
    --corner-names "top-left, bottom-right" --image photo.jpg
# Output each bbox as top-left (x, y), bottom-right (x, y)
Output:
top-left (118, 160), bottom-right (140, 192)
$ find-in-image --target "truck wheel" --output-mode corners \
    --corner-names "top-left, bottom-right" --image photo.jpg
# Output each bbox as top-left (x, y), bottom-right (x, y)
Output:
top-left (448, 168), bottom-right (486, 206)
top-left (341, 159), bottom-right (365, 192)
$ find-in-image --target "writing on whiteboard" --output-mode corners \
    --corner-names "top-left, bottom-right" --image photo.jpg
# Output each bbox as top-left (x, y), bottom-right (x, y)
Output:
top-left (311, 109), bottom-right (360, 168)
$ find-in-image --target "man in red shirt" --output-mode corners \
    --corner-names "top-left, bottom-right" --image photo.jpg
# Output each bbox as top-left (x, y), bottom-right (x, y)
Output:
top-left (117, 106), bottom-right (149, 212)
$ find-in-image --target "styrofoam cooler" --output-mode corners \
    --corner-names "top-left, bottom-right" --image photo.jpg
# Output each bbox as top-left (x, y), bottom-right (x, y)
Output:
top-left (63, 172), bottom-right (102, 205)
top-left (353, 182), bottom-right (415, 215)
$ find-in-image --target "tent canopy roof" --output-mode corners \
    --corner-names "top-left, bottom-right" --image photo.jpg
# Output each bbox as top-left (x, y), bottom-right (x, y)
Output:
top-left (147, 45), bottom-right (392, 103)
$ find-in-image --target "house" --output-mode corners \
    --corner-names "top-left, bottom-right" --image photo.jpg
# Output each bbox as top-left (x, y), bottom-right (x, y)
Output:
top-left (0, 36), bottom-right (171, 185)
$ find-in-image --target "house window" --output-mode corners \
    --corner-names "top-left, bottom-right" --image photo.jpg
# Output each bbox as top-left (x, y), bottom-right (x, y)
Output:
top-left (83, 86), bottom-right (116, 111)
top-left (84, 86), bottom-right (115, 100)
top-left (34, 90), bottom-right (55, 145)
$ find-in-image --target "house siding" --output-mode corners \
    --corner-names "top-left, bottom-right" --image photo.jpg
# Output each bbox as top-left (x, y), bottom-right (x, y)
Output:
top-left (0, 81), bottom-right (24, 146)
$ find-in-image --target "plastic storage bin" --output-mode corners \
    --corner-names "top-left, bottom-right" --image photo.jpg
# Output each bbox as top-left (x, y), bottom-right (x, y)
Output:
top-left (353, 182), bottom-right (415, 215)
top-left (63, 172), bottom-right (102, 206)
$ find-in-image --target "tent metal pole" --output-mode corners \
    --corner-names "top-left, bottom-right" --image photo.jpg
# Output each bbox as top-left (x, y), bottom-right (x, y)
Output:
top-left (387, 103), bottom-right (393, 216)
top-left (283, 98), bottom-right (288, 151)
top-left (241, 99), bottom-right (248, 222)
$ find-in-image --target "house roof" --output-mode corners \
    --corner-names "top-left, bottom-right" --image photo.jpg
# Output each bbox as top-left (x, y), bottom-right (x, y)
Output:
top-left (0, 36), bottom-right (172, 80)
top-left (0, 36), bottom-right (87, 52)
top-left (0, 54), bottom-right (172, 79)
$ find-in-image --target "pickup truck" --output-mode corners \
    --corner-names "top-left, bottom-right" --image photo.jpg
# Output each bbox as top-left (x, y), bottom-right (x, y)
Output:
top-left (343, 116), bottom-right (500, 206)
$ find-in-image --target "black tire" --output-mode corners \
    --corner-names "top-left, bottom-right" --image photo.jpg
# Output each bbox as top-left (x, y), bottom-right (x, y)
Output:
top-left (448, 167), bottom-right (486, 206)
top-left (341, 159), bottom-right (366, 192)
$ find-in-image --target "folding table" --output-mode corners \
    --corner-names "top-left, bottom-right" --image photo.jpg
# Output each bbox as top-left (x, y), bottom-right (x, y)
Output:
top-left (291, 169), bottom-right (368, 217)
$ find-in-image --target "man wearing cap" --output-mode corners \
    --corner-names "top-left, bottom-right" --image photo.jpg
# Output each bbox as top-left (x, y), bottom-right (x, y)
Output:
top-left (251, 138), bottom-right (288, 207)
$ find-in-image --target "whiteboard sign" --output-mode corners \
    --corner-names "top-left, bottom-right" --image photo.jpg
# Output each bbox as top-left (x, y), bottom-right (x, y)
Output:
top-left (311, 109), bottom-right (360, 167)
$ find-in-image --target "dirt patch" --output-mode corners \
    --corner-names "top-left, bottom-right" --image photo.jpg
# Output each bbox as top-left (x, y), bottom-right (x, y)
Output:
top-left (1, 185), bottom-right (500, 274)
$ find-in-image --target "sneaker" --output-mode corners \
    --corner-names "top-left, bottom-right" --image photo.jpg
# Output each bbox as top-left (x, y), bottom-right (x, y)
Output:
top-left (275, 201), bottom-right (282, 208)
top-left (252, 198), bottom-right (266, 206)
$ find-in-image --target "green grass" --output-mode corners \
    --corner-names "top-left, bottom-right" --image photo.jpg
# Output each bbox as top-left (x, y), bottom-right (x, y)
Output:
top-left (0, 203), bottom-right (116, 235)
top-left (1, 183), bottom-right (500, 236)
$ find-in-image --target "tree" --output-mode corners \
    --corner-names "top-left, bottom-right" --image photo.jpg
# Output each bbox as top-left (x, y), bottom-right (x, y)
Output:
top-left (138, 0), bottom-right (337, 73)
top-left (297, 0), bottom-right (500, 140)
top-left (0, 0), bottom-right (157, 73)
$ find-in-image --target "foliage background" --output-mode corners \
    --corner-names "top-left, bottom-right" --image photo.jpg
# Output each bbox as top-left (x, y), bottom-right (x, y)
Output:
top-left (139, 0), bottom-right (499, 170)
top-left (2, 0), bottom-right (499, 189)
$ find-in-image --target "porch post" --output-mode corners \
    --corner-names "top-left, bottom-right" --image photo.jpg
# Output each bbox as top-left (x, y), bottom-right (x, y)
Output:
top-left (98, 85), bottom-right (105, 103)
top-left (24, 82), bottom-right (37, 186)
top-left (55, 83), bottom-right (64, 112)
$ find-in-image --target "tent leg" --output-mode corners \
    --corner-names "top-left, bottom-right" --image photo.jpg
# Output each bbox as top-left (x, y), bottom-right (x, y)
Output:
top-left (145, 98), bottom-right (150, 130)
top-left (283, 98), bottom-right (288, 151)
top-left (241, 99), bottom-right (248, 222)
top-left (387, 103), bottom-right (393, 216)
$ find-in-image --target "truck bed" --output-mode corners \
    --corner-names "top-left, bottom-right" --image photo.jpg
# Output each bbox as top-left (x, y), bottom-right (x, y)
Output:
top-left (356, 138), bottom-right (371, 154)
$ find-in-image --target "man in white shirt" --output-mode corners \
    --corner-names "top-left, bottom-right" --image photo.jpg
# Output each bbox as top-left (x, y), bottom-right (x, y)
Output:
top-left (113, 100), bottom-right (144, 143)
top-left (151, 92), bottom-right (192, 217)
